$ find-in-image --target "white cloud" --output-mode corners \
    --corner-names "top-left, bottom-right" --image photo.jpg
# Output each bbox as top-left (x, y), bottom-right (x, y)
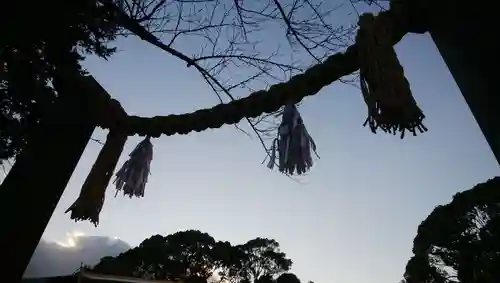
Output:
top-left (23, 232), bottom-right (131, 279)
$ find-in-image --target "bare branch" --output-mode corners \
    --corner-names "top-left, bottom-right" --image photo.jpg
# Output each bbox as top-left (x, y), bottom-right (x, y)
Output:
top-left (100, 0), bottom-right (373, 179)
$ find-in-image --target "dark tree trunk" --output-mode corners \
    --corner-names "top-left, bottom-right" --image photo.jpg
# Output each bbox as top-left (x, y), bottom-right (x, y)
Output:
top-left (0, 75), bottom-right (97, 282)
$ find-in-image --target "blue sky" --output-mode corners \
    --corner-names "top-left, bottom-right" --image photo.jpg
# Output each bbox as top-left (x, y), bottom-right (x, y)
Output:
top-left (35, 2), bottom-right (499, 283)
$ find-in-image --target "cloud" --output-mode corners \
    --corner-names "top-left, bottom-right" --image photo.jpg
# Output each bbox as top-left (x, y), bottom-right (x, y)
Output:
top-left (23, 232), bottom-right (131, 279)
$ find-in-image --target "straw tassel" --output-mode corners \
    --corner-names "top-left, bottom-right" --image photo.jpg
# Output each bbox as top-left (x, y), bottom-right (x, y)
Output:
top-left (114, 136), bottom-right (153, 198)
top-left (356, 13), bottom-right (427, 138)
top-left (65, 131), bottom-right (127, 226)
top-left (267, 103), bottom-right (318, 175)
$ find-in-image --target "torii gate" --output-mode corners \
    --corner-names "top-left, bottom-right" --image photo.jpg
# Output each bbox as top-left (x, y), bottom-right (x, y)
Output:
top-left (0, 0), bottom-right (497, 281)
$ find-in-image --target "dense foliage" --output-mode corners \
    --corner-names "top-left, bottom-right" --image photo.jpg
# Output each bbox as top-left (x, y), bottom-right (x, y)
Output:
top-left (402, 177), bottom-right (500, 283)
top-left (88, 230), bottom-right (296, 283)
top-left (0, 0), bottom-right (118, 161)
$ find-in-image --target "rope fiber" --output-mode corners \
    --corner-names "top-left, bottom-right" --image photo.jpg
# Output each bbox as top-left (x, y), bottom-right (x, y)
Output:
top-left (93, 1), bottom-right (422, 138)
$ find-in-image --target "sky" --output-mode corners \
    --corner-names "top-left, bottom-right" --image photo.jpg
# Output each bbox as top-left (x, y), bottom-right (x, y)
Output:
top-left (14, 1), bottom-right (500, 283)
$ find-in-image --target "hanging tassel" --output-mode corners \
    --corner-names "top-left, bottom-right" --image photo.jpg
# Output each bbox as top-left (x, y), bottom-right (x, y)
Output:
top-left (356, 13), bottom-right (427, 138)
top-left (114, 136), bottom-right (153, 198)
top-left (268, 103), bottom-right (318, 175)
top-left (267, 138), bottom-right (278, 170)
top-left (65, 131), bottom-right (127, 226)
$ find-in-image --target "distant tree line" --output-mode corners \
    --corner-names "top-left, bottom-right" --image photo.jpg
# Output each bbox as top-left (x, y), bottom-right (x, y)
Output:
top-left (84, 230), bottom-right (303, 283)
top-left (82, 177), bottom-right (500, 283)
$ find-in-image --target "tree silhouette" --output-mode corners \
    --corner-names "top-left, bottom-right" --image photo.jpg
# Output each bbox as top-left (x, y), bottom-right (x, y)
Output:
top-left (402, 177), bottom-right (500, 283)
top-left (234, 238), bottom-right (292, 283)
top-left (90, 230), bottom-right (297, 283)
top-left (1, 0), bottom-right (117, 162)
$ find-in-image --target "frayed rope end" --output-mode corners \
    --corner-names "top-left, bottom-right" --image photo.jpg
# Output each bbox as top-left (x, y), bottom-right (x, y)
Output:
top-left (65, 131), bottom-right (127, 226)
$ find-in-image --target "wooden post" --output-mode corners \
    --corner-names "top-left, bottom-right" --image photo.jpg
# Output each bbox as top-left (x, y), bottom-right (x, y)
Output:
top-left (427, 0), bottom-right (500, 165)
top-left (0, 75), bottom-right (97, 281)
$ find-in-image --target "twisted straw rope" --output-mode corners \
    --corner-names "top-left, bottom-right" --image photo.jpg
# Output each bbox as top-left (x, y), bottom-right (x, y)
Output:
top-left (87, 0), bottom-right (428, 138)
